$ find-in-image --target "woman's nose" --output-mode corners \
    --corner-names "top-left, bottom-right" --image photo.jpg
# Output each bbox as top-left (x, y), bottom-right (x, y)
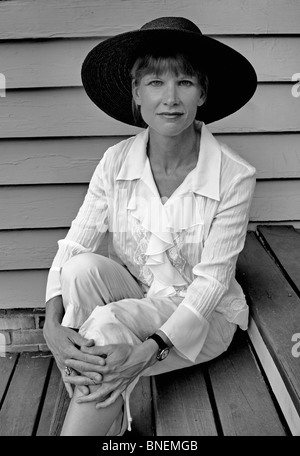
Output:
top-left (163, 82), bottom-right (179, 105)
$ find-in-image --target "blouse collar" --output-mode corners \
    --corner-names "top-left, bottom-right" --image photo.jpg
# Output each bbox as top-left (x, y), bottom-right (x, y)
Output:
top-left (116, 121), bottom-right (221, 202)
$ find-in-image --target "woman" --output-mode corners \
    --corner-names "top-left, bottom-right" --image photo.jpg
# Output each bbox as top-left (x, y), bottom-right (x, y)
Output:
top-left (43, 17), bottom-right (257, 436)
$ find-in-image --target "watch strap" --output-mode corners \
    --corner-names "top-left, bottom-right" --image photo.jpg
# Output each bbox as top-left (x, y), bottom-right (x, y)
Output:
top-left (146, 333), bottom-right (169, 350)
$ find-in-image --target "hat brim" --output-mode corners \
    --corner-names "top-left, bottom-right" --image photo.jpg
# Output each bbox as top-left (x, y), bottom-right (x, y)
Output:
top-left (81, 28), bottom-right (257, 126)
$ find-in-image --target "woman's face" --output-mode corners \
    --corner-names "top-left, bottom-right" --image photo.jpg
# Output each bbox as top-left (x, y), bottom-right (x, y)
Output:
top-left (132, 71), bottom-right (205, 138)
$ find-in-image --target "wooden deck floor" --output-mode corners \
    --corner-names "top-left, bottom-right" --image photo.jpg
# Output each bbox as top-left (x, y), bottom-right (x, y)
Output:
top-left (0, 330), bottom-right (290, 436)
top-left (0, 225), bottom-right (299, 436)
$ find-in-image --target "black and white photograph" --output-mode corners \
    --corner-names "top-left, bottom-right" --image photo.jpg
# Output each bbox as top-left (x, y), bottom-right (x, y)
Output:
top-left (0, 0), bottom-right (299, 442)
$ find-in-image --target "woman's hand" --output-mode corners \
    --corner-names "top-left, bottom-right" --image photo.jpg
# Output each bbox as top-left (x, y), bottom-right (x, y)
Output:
top-left (43, 322), bottom-right (106, 397)
top-left (64, 340), bottom-right (158, 407)
top-left (44, 295), bottom-right (106, 397)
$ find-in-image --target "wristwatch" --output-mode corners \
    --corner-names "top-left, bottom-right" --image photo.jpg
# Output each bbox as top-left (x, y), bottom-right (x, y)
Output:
top-left (146, 333), bottom-right (170, 361)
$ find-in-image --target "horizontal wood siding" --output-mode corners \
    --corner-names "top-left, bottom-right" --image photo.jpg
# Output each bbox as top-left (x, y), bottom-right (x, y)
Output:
top-left (1, 85), bottom-right (300, 138)
top-left (0, 0), bottom-right (299, 38)
top-left (0, 0), bottom-right (299, 309)
top-left (0, 180), bottom-right (299, 231)
top-left (3, 37), bottom-right (300, 89)
top-left (0, 134), bottom-right (299, 184)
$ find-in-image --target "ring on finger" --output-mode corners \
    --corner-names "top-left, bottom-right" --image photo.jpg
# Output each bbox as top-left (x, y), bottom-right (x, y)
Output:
top-left (64, 366), bottom-right (73, 376)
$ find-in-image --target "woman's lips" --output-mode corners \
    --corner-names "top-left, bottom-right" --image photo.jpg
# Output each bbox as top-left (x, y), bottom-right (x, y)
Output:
top-left (158, 112), bottom-right (183, 119)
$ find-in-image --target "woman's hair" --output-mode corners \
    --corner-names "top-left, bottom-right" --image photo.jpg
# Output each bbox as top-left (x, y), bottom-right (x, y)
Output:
top-left (130, 52), bottom-right (209, 127)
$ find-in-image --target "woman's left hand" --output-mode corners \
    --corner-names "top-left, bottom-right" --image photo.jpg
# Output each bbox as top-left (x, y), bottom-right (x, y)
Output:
top-left (64, 341), bottom-right (157, 408)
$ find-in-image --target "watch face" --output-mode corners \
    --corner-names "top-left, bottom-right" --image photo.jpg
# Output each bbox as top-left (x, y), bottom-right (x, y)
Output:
top-left (157, 347), bottom-right (170, 361)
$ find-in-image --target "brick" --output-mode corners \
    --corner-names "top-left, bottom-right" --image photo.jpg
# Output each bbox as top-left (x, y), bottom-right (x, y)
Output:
top-left (38, 317), bottom-right (45, 329)
top-left (34, 315), bottom-right (45, 329)
top-left (33, 308), bottom-right (45, 315)
top-left (0, 331), bottom-right (11, 345)
top-left (11, 329), bottom-right (45, 346)
top-left (0, 345), bottom-right (7, 356)
top-left (6, 309), bottom-right (35, 317)
top-left (0, 316), bottom-right (35, 331)
top-left (38, 343), bottom-right (51, 352)
top-left (3, 344), bottom-right (41, 353)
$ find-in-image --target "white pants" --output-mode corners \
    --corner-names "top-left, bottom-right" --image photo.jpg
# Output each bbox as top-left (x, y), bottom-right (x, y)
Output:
top-left (60, 253), bottom-right (237, 430)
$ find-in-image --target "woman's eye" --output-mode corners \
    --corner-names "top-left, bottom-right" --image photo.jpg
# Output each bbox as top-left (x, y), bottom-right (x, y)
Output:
top-left (149, 80), bottom-right (162, 87)
top-left (179, 80), bottom-right (193, 86)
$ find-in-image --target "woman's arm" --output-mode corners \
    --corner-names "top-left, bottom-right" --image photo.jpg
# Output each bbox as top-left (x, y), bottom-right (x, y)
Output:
top-left (159, 167), bottom-right (257, 362)
top-left (44, 154), bottom-right (111, 393)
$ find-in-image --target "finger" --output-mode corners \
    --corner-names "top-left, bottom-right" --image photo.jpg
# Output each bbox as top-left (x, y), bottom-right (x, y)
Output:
top-left (67, 349), bottom-right (106, 366)
top-left (64, 381), bottom-right (74, 399)
top-left (83, 371), bottom-right (103, 383)
top-left (78, 385), bottom-right (90, 395)
top-left (72, 332), bottom-right (95, 348)
top-left (95, 389), bottom-right (121, 409)
top-left (82, 338), bottom-right (95, 347)
top-left (64, 375), bottom-right (100, 386)
top-left (76, 386), bottom-right (112, 404)
top-left (80, 345), bottom-right (110, 358)
top-left (65, 359), bottom-right (107, 375)
top-left (66, 371), bottom-right (102, 385)
top-left (77, 385), bottom-right (89, 395)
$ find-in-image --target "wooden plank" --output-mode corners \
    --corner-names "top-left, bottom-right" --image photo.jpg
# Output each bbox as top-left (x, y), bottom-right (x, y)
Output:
top-left (0, 354), bottom-right (18, 404)
top-left (208, 330), bottom-right (287, 436)
top-left (1, 134), bottom-right (300, 185)
top-left (0, 136), bottom-right (113, 185)
top-left (1, 179), bottom-right (300, 230)
top-left (219, 134), bottom-right (300, 180)
top-left (257, 226), bottom-right (300, 294)
top-left (250, 180), bottom-right (300, 223)
top-left (0, 352), bottom-right (52, 436)
top-left (0, 270), bottom-right (48, 309)
top-left (249, 221), bottom-right (300, 231)
top-left (49, 377), bottom-right (71, 436)
top-left (0, 229), bottom-right (67, 271)
top-left (36, 358), bottom-right (61, 436)
top-left (248, 318), bottom-right (300, 436)
top-left (236, 232), bottom-right (300, 417)
top-left (1, 84), bottom-right (300, 138)
top-left (152, 364), bottom-right (217, 436)
top-left (0, 185), bottom-right (87, 229)
top-left (2, 37), bottom-right (300, 89)
top-left (130, 377), bottom-right (153, 436)
top-left (0, 0), bottom-right (299, 39)
top-left (0, 88), bottom-right (140, 138)
top-left (0, 229), bottom-right (108, 270)
top-left (217, 37), bottom-right (300, 83)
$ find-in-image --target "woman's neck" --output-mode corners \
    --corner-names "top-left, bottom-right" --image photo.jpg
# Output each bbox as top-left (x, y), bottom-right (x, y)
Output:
top-left (147, 124), bottom-right (200, 174)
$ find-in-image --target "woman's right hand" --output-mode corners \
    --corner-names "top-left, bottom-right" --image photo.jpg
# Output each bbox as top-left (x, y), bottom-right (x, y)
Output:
top-left (43, 296), bottom-right (106, 398)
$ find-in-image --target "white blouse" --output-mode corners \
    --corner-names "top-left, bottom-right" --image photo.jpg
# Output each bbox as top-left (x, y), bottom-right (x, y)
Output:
top-left (45, 122), bottom-right (256, 362)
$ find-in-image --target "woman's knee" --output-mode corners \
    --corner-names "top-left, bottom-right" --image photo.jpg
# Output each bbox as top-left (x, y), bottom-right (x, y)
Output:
top-left (61, 253), bottom-right (107, 285)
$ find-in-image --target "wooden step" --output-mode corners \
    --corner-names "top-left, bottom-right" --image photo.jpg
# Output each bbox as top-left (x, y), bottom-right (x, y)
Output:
top-left (237, 226), bottom-right (300, 435)
top-left (43, 331), bottom-right (287, 436)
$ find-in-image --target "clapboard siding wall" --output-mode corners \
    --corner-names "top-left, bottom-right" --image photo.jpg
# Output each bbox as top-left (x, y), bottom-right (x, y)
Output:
top-left (0, 0), bottom-right (300, 317)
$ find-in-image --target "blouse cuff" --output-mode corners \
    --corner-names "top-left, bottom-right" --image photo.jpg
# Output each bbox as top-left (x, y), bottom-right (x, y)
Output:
top-left (45, 267), bottom-right (62, 303)
top-left (159, 304), bottom-right (210, 363)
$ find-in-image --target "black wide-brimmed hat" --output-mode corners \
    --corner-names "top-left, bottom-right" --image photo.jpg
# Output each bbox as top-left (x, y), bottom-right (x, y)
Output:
top-left (81, 16), bottom-right (257, 126)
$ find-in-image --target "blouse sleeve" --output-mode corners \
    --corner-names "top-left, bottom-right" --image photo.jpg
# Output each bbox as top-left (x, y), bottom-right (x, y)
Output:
top-left (45, 157), bottom-right (109, 303)
top-left (159, 167), bottom-right (256, 362)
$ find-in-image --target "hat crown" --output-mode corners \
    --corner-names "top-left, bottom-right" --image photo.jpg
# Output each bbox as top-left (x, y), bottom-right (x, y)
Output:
top-left (140, 16), bottom-right (202, 34)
